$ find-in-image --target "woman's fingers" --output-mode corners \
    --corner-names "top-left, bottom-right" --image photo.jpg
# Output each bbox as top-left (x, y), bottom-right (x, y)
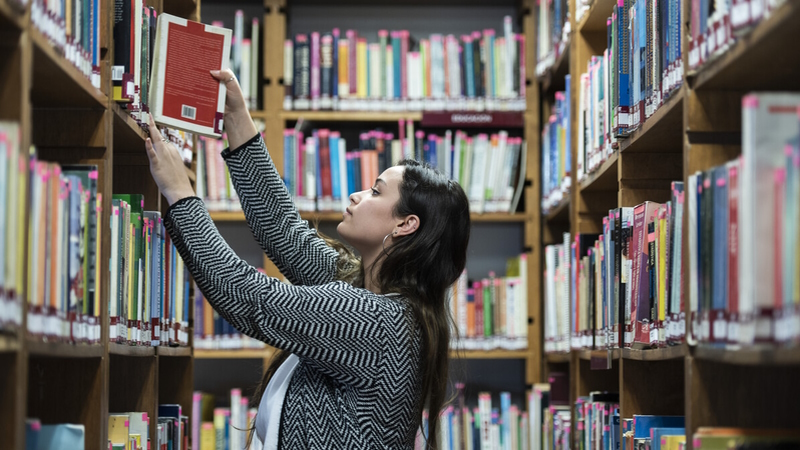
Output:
top-left (148, 116), bottom-right (164, 146)
top-left (145, 138), bottom-right (157, 162)
top-left (210, 68), bottom-right (236, 82)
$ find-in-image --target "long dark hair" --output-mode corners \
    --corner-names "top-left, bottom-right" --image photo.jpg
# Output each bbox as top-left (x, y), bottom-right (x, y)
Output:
top-left (248, 159), bottom-right (471, 448)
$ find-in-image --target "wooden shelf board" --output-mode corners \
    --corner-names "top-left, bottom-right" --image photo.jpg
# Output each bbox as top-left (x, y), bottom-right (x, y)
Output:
top-left (156, 346), bottom-right (191, 357)
top-left (545, 352), bottom-right (572, 363)
top-left (30, 28), bottom-right (107, 108)
top-left (109, 343), bottom-right (156, 357)
top-left (540, 40), bottom-right (571, 94)
top-left (579, 151), bottom-right (619, 192)
top-left (279, 110), bottom-right (423, 122)
top-left (622, 344), bottom-right (688, 361)
top-left (27, 340), bottom-right (104, 358)
top-left (619, 86), bottom-right (685, 154)
top-left (577, 0), bottom-right (616, 33)
top-left (0, 0), bottom-right (25, 30)
top-left (209, 210), bottom-right (529, 223)
top-left (450, 349), bottom-right (529, 359)
top-left (691, 1), bottom-right (800, 91)
top-left (544, 195), bottom-right (570, 223)
top-left (112, 103), bottom-right (148, 153)
top-left (694, 344), bottom-right (800, 366)
top-left (578, 348), bottom-right (621, 360)
top-left (194, 348), bottom-right (275, 359)
top-left (0, 333), bottom-right (19, 352)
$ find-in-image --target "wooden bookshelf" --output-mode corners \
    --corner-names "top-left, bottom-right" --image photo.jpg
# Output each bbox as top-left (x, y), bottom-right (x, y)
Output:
top-left (29, 28), bottom-right (107, 108)
top-left (26, 341), bottom-right (105, 359)
top-left (619, 86), bottom-right (685, 154)
top-left (0, 0), bottom-right (200, 446)
top-left (690, 0), bottom-right (800, 91)
top-left (278, 110), bottom-right (423, 123)
top-left (693, 345), bottom-right (800, 366)
top-left (579, 151), bottom-right (619, 192)
top-left (622, 345), bottom-right (688, 361)
top-left (545, 352), bottom-right (572, 363)
top-left (538, 0), bottom-right (800, 448)
top-left (195, 348), bottom-right (276, 359)
top-left (540, 41), bottom-right (571, 94)
top-left (576, 0), bottom-right (615, 33)
top-left (544, 195), bottom-right (571, 223)
top-left (109, 343), bottom-right (156, 357)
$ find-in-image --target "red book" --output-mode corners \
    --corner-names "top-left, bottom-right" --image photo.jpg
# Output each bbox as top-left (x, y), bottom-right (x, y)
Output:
top-left (318, 129), bottom-right (333, 201)
top-left (728, 160), bottom-right (740, 328)
top-left (474, 281), bottom-right (484, 338)
top-left (149, 14), bottom-right (231, 137)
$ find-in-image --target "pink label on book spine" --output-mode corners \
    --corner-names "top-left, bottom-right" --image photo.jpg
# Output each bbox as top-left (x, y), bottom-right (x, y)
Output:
top-left (125, 420), bottom-right (129, 427)
top-left (694, 438), bottom-right (702, 448)
top-left (743, 95), bottom-right (759, 109)
top-left (89, 170), bottom-right (98, 179)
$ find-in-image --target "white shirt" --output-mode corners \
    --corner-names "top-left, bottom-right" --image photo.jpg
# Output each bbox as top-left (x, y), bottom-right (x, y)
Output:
top-left (255, 353), bottom-right (300, 449)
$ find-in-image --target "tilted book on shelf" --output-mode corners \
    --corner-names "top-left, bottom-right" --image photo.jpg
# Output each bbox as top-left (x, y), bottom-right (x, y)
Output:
top-left (149, 13), bottom-right (231, 138)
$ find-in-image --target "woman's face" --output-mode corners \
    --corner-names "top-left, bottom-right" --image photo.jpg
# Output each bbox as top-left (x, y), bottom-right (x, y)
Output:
top-left (337, 165), bottom-right (406, 254)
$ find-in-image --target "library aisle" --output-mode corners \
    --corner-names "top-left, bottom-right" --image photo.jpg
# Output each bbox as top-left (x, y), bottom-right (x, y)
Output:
top-left (1, 0), bottom-right (799, 448)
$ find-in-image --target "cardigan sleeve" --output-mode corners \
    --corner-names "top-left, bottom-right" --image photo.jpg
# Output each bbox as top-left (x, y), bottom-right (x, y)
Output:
top-left (220, 133), bottom-right (344, 286)
top-left (165, 196), bottom-right (406, 387)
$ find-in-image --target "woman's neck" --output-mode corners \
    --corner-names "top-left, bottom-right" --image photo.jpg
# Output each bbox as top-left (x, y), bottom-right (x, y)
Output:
top-left (361, 253), bottom-right (383, 294)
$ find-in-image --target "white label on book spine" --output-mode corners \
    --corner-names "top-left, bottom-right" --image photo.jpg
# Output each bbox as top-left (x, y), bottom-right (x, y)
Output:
top-left (713, 319), bottom-right (727, 341)
top-left (650, 327), bottom-right (658, 344)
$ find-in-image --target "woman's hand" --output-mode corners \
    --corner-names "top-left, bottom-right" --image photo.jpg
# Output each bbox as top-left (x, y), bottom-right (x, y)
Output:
top-left (209, 68), bottom-right (258, 150)
top-left (145, 115), bottom-right (196, 205)
top-left (210, 68), bottom-right (248, 117)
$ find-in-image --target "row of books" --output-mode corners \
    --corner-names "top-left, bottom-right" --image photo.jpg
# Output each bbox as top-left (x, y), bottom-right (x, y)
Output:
top-left (209, 10), bottom-right (260, 111)
top-left (198, 126), bottom-right (527, 215)
top-left (578, 0), bottom-right (684, 182)
top-left (26, 156), bottom-right (102, 344)
top-left (687, 0), bottom-right (786, 72)
top-left (528, 380), bottom-right (570, 450)
top-left (449, 255), bottom-right (529, 351)
top-left (545, 92), bottom-right (800, 352)
top-left (575, 392), bottom-right (622, 450)
top-left (686, 93), bottom-right (800, 346)
top-left (192, 390), bottom-right (260, 450)
top-left (32, 0), bottom-right (101, 88)
top-left (108, 194), bottom-right (191, 347)
top-left (417, 385), bottom-right (530, 450)
top-left (541, 84), bottom-right (572, 214)
top-left (112, 0), bottom-right (156, 124)
top-left (194, 288), bottom-right (267, 350)
top-left (109, 405), bottom-right (188, 450)
top-left (534, 0), bottom-right (570, 77)
top-left (622, 415), bottom-right (685, 450)
top-left (283, 17), bottom-right (526, 113)
top-left (544, 189), bottom-right (686, 352)
top-left (0, 123), bottom-right (26, 333)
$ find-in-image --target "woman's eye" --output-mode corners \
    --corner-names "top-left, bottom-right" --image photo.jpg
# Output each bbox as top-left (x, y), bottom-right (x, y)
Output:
top-left (371, 188), bottom-right (379, 196)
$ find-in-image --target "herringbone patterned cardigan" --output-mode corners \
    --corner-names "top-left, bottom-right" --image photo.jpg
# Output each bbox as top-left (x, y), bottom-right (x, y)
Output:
top-left (164, 134), bottom-right (424, 449)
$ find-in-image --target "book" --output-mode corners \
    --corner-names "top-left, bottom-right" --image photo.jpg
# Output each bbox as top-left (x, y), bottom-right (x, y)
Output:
top-left (149, 13), bottom-right (231, 138)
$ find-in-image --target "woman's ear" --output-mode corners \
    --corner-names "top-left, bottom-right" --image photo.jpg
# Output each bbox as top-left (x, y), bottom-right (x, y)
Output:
top-left (394, 215), bottom-right (420, 237)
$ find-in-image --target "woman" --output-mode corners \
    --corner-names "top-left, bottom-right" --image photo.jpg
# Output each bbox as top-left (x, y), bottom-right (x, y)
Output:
top-left (145, 68), bottom-right (470, 449)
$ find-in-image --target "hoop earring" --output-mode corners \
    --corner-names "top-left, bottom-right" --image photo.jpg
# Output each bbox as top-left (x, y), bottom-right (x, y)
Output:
top-left (382, 231), bottom-right (396, 255)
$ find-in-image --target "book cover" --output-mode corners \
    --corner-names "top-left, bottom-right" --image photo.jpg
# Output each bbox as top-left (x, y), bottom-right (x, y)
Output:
top-left (149, 14), bottom-right (231, 138)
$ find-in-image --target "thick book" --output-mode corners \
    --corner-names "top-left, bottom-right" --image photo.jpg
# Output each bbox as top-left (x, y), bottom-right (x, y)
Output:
top-left (149, 14), bottom-right (231, 138)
